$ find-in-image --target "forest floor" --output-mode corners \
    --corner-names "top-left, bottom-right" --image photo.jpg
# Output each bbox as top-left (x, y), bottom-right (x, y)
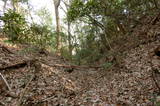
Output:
top-left (0, 16), bottom-right (160, 106)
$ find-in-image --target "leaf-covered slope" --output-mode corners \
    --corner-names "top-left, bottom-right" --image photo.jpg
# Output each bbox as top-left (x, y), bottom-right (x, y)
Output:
top-left (0, 14), bottom-right (160, 105)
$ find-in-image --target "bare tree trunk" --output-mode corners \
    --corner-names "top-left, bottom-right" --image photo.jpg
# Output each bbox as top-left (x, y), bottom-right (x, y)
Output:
top-left (26, 1), bottom-right (34, 23)
top-left (68, 22), bottom-right (72, 58)
top-left (3, 0), bottom-right (7, 13)
top-left (53, 0), bottom-right (61, 53)
top-left (63, 0), bottom-right (72, 58)
top-left (11, 0), bottom-right (16, 11)
top-left (153, 0), bottom-right (159, 9)
top-left (11, 0), bottom-right (19, 12)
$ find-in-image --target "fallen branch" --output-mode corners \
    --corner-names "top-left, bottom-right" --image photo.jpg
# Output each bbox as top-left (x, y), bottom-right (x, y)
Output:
top-left (0, 45), bottom-right (14, 54)
top-left (0, 59), bottom-right (36, 71)
top-left (0, 72), bottom-right (11, 91)
top-left (41, 62), bottom-right (101, 69)
top-left (0, 61), bottom-right (27, 71)
top-left (54, 64), bottom-right (101, 69)
top-left (40, 59), bottom-right (101, 69)
top-left (0, 56), bottom-right (101, 72)
top-left (0, 73), bottom-right (18, 98)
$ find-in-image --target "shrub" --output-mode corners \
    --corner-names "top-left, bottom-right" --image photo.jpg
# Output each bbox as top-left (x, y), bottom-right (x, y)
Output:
top-left (29, 24), bottom-right (54, 49)
top-left (0, 10), bottom-right (56, 50)
top-left (0, 9), bottom-right (28, 42)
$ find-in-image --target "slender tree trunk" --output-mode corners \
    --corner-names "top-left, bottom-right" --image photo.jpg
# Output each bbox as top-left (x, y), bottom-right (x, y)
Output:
top-left (68, 22), bottom-right (72, 58)
top-left (12, 0), bottom-right (16, 11)
top-left (153, 0), bottom-right (158, 9)
top-left (3, 0), bottom-right (7, 13)
top-left (53, 0), bottom-right (61, 53)
top-left (64, 0), bottom-right (72, 58)
top-left (11, 0), bottom-right (19, 12)
top-left (26, 2), bottom-right (34, 23)
top-left (55, 7), bottom-right (61, 50)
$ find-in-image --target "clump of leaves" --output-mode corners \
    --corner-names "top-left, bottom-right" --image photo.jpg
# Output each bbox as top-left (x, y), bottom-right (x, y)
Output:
top-left (73, 48), bottom-right (102, 65)
top-left (61, 46), bottom-right (72, 60)
top-left (29, 24), bottom-right (53, 49)
top-left (0, 9), bottom-right (28, 42)
top-left (0, 10), bottom-right (56, 50)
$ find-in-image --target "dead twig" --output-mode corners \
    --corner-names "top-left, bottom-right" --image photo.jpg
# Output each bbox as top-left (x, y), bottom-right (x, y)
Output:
top-left (36, 95), bottom-right (56, 103)
top-left (0, 45), bottom-right (14, 54)
top-left (0, 72), bottom-right (11, 91)
top-left (5, 91), bottom-right (19, 98)
top-left (17, 74), bottom-right (34, 106)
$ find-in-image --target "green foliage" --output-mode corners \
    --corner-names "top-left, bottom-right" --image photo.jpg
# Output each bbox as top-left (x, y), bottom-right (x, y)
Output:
top-left (0, 9), bottom-right (56, 50)
top-left (61, 46), bottom-right (72, 60)
top-left (0, 9), bottom-right (28, 42)
top-left (29, 24), bottom-right (55, 49)
top-left (36, 7), bottom-right (53, 28)
top-left (66, 0), bottom-right (160, 64)
top-left (73, 47), bottom-right (102, 64)
top-left (67, 0), bottom-right (101, 22)
top-left (67, 0), bottom-right (84, 22)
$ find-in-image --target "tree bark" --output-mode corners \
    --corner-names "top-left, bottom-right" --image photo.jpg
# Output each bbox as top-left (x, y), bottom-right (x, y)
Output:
top-left (11, 0), bottom-right (19, 12)
top-left (26, 1), bottom-right (34, 23)
top-left (153, 0), bottom-right (159, 9)
top-left (3, 0), bottom-right (7, 13)
top-left (53, 0), bottom-right (61, 53)
top-left (64, 0), bottom-right (72, 58)
top-left (68, 22), bottom-right (72, 58)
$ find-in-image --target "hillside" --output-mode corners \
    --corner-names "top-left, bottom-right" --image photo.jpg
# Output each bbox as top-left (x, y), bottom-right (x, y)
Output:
top-left (0, 14), bottom-right (160, 106)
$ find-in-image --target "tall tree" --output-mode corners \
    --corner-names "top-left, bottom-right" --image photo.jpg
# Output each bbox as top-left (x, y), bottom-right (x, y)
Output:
top-left (53, 0), bottom-right (61, 53)
top-left (61, 0), bottom-right (73, 58)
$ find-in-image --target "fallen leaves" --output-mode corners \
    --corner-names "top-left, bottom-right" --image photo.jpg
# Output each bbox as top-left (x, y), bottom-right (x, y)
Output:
top-left (0, 36), bottom-right (159, 105)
